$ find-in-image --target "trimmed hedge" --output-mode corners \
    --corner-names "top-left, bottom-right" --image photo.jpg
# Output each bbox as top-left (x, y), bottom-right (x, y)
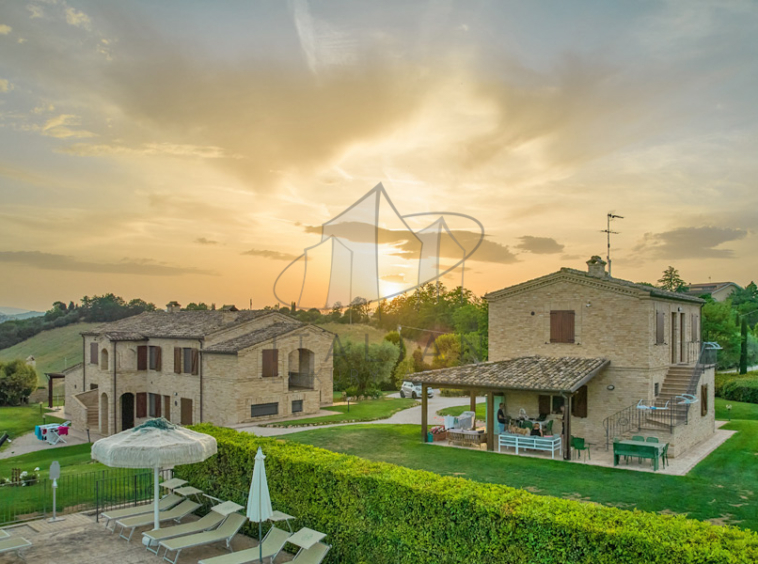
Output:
top-left (178, 425), bottom-right (758, 564)
top-left (716, 371), bottom-right (758, 404)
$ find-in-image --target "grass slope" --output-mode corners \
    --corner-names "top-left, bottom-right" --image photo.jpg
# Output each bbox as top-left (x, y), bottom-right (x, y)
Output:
top-left (716, 397), bottom-right (758, 420)
top-left (437, 402), bottom-right (486, 420)
top-left (0, 322), bottom-right (97, 386)
top-left (286, 421), bottom-right (758, 530)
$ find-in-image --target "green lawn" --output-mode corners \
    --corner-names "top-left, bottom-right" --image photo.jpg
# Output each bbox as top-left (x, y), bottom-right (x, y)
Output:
top-left (716, 397), bottom-right (758, 420)
top-left (0, 322), bottom-right (97, 386)
top-left (437, 401), bottom-right (486, 420)
top-left (265, 397), bottom-right (418, 427)
top-left (286, 421), bottom-right (758, 530)
top-left (0, 404), bottom-right (65, 451)
top-left (0, 443), bottom-right (95, 478)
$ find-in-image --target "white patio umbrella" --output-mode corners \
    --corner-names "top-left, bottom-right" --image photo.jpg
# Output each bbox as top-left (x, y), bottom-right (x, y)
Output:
top-left (91, 418), bottom-right (217, 532)
top-left (246, 447), bottom-right (273, 563)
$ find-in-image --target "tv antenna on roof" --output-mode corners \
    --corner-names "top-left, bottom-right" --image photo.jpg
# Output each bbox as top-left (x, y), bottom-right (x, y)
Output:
top-left (601, 213), bottom-right (623, 277)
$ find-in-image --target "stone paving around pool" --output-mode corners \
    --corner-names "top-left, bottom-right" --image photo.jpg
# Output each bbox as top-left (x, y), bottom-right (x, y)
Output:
top-left (0, 512), bottom-right (295, 564)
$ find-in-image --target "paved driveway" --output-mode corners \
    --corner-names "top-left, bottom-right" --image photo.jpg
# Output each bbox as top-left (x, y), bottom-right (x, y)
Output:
top-left (236, 393), bottom-right (485, 437)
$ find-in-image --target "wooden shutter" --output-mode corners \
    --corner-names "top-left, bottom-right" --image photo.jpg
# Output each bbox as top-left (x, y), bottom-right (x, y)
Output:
top-left (163, 395), bottom-right (171, 421)
top-left (550, 311), bottom-right (575, 343)
top-left (656, 312), bottom-right (665, 344)
top-left (191, 349), bottom-right (199, 375)
top-left (572, 385), bottom-right (588, 418)
top-left (538, 395), bottom-right (551, 415)
top-left (155, 347), bottom-right (162, 371)
top-left (174, 347), bottom-right (182, 373)
top-left (137, 346), bottom-right (148, 370)
top-left (701, 384), bottom-right (708, 416)
top-left (154, 393), bottom-right (161, 417)
top-left (136, 392), bottom-right (147, 418)
top-left (90, 342), bottom-right (98, 365)
top-left (181, 398), bottom-right (193, 425)
top-left (692, 315), bottom-right (699, 342)
top-left (262, 349), bottom-right (278, 377)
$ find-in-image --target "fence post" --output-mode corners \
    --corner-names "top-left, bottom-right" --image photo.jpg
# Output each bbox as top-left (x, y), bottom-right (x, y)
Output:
top-left (95, 480), bottom-right (99, 523)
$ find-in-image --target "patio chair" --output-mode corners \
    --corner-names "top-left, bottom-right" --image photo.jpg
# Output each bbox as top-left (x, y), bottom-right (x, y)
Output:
top-left (646, 437), bottom-right (659, 443)
top-left (143, 511), bottom-right (225, 554)
top-left (661, 443), bottom-right (669, 469)
top-left (632, 435), bottom-right (644, 442)
top-left (291, 542), bottom-right (331, 564)
top-left (571, 436), bottom-right (591, 461)
top-left (159, 512), bottom-right (246, 564)
top-left (544, 420), bottom-right (554, 435)
top-left (198, 526), bottom-right (292, 564)
top-left (522, 420), bottom-right (533, 431)
top-left (101, 493), bottom-right (182, 531)
top-left (0, 535), bottom-right (32, 562)
top-left (117, 499), bottom-right (200, 542)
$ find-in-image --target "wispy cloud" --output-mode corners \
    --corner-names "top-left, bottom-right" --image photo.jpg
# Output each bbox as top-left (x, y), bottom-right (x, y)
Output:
top-left (0, 79), bottom-right (11, 93)
top-left (41, 115), bottom-right (96, 139)
top-left (0, 24), bottom-right (11, 35)
top-left (242, 248), bottom-right (299, 261)
top-left (0, 251), bottom-right (215, 276)
top-left (64, 7), bottom-right (91, 29)
top-left (60, 142), bottom-right (243, 159)
top-left (195, 237), bottom-right (218, 245)
top-left (515, 236), bottom-right (565, 254)
top-left (27, 5), bottom-right (44, 19)
top-left (633, 226), bottom-right (748, 259)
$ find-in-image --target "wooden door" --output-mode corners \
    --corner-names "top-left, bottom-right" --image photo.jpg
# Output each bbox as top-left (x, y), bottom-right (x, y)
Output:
top-left (680, 312), bottom-right (686, 363)
top-left (671, 313), bottom-right (677, 363)
top-left (180, 398), bottom-right (193, 425)
top-left (163, 395), bottom-right (171, 421)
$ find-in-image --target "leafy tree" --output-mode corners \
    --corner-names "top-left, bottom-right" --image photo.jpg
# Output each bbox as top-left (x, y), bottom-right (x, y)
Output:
top-left (0, 360), bottom-right (38, 406)
top-left (383, 330), bottom-right (406, 388)
top-left (392, 355), bottom-right (416, 388)
top-left (184, 302), bottom-right (209, 311)
top-left (702, 300), bottom-right (741, 368)
top-left (740, 317), bottom-right (749, 375)
top-left (431, 333), bottom-right (461, 369)
top-left (332, 339), bottom-right (400, 394)
top-left (658, 267), bottom-right (688, 292)
top-left (411, 347), bottom-right (430, 372)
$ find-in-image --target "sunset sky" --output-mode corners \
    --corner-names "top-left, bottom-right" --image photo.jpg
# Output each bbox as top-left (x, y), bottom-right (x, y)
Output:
top-left (1, 1), bottom-right (757, 312)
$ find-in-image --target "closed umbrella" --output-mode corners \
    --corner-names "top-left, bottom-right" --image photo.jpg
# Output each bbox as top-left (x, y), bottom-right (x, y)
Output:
top-left (91, 418), bottom-right (217, 532)
top-left (247, 447), bottom-right (273, 563)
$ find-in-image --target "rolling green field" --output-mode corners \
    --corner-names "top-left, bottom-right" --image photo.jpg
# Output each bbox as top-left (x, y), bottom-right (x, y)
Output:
top-left (0, 322), bottom-right (97, 386)
top-left (286, 420), bottom-right (758, 530)
top-left (265, 397), bottom-right (418, 427)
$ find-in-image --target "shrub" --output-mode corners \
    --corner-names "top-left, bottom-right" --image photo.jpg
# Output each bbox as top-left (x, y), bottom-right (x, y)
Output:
top-left (0, 360), bottom-right (38, 406)
top-left (440, 388), bottom-right (470, 397)
top-left (716, 371), bottom-right (758, 404)
top-left (177, 425), bottom-right (758, 564)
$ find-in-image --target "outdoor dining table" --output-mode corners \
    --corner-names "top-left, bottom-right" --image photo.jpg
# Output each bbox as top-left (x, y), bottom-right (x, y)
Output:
top-left (613, 440), bottom-right (666, 471)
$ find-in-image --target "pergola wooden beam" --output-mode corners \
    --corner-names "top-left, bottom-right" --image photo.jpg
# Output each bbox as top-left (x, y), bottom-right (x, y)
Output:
top-left (421, 383), bottom-right (429, 443)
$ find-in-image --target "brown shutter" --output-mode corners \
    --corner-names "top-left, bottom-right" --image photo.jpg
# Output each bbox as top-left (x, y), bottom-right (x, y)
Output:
top-left (656, 312), bottom-right (665, 344)
top-left (155, 347), bottom-right (162, 371)
top-left (174, 347), bottom-right (182, 373)
top-left (692, 315), bottom-right (699, 342)
top-left (572, 385), bottom-right (588, 418)
top-left (550, 311), bottom-right (575, 343)
top-left (262, 349), bottom-right (279, 377)
top-left (90, 342), bottom-right (98, 365)
top-left (191, 349), bottom-right (199, 375)
top-left (538, 395), bottom-right (551, 415)
top-left (701, 384), bottom-right (708, 416)
top-left (137, 346), bottom-right (148, 370)
top-left (181, 398), bottom-right (193, 425)
top-left (136, 392), bottom-right (147, 418)
top-left (163, 395), bottom-right (171, 420)
top-left (154, 394), bottom-right (161, 417)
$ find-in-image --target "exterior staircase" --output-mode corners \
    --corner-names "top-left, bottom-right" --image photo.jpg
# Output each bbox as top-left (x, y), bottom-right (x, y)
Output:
top-left (658, 365), bottom-right (695, 404)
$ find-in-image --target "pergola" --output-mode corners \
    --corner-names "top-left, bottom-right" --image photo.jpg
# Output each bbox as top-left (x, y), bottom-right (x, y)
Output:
top-left (415, 356), bottom-right (609, 460)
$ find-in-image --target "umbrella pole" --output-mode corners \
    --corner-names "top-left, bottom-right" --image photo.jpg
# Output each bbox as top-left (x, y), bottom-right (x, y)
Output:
top-left (154, 466), bottom-right (160, 531)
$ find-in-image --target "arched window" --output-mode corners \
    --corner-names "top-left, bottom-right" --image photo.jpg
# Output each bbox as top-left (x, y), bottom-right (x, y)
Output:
top-left (100, 348), bottom-right (109, 370)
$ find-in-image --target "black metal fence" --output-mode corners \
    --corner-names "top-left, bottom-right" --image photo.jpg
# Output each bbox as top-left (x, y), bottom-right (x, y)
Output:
top-left (0, 467), bottom-right (168, 526)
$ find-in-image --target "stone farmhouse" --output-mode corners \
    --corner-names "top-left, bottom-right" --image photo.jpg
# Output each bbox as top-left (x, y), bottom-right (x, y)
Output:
top-left (686, 281), bottom-right (742, 302)
top-left (64, 308), bottom-right (334, 435)
top-left (418, 256), bottom-right (715, 459)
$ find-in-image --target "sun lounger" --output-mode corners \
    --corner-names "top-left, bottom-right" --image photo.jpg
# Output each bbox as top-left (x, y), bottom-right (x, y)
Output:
top-left (291, 542), bottom-right (331, 564)
top-left (117, 499), bottom-right (201, 542)
top-left (197, 526), bottom-right (292, 564)
top-left (160, 512), bottom-right (246, 564)
top-left (101, 493), bottom-right (182, 531)
top-left (142, 511), bottom-right (225, 554)
top-left (0, 530), bottom-right (9, 539)
top-left (0, 536), bottom-right (32, 562)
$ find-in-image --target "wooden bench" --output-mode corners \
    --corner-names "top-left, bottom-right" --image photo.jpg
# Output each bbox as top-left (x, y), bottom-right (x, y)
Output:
top-left (498, 434), bottom-right (562, 459)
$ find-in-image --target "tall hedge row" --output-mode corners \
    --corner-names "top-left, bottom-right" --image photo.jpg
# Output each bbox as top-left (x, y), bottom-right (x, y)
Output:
top-left (177, 424), bottom-right (758, 564)
top-left (716, 371), bottom-right (758, 404)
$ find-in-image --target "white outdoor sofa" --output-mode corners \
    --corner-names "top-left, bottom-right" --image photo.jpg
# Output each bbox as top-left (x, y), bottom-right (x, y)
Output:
top-left (498, 433), bottom-right (562, 459)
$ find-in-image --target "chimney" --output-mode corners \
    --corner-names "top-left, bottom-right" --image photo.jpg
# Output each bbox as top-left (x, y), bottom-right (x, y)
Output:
top-left (220, 304), bottom-right (238, 324)
top-left (166, 301), bottom-right (181, 313)
top-left (586, 256), bottom-right (607, 279)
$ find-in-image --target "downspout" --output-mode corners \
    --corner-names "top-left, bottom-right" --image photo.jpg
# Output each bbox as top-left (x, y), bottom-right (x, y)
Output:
top-left (82, 337), bottom-right (86, 391)
top-left (199, 339), bottom-right (204, 423)
top-left (562, 392), bottom-right (572, 461)
top-left (112, 341), bottom-right (117, 434)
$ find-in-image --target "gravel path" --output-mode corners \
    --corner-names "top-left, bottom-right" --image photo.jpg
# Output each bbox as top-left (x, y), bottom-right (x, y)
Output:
top-left (235, 393), bottom-right (485, 437)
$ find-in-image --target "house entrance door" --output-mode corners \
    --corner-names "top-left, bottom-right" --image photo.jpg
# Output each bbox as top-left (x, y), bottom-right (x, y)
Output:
top-left (181, 398), bottom-right (193, 425)
top-left (680, 312), bottom-right (686, 363)
top-left (671, 312), bottom-right (677, 364)
top-left (121, 393), bottom-right (135, 431)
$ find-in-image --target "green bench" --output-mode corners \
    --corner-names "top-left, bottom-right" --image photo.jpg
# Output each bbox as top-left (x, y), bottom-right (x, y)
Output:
top-left (613, 441), bottom-right (665, 471)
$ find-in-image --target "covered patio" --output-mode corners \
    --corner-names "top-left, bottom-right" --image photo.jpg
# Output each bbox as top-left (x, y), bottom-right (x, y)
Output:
top-left (416, 356), bottom-right (609, 460)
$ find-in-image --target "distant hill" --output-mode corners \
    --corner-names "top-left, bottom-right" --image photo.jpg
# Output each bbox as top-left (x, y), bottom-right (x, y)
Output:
top-left (0, 306), bottom-right (44, 317)
top-left (0, 322), bottom-right (98, 386)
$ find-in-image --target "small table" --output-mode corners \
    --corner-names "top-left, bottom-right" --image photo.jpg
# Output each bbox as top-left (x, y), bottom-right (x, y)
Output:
top-left (288, 527), bottom-right (326, 549)
top-left (270, 510), bottom-right (295, 532)
top-left (174, 486), bottom-right (203, 501)
top-left (211, 501), bottom-right (244, 516)
top-left (159, 478), bottom-right (188, 490)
